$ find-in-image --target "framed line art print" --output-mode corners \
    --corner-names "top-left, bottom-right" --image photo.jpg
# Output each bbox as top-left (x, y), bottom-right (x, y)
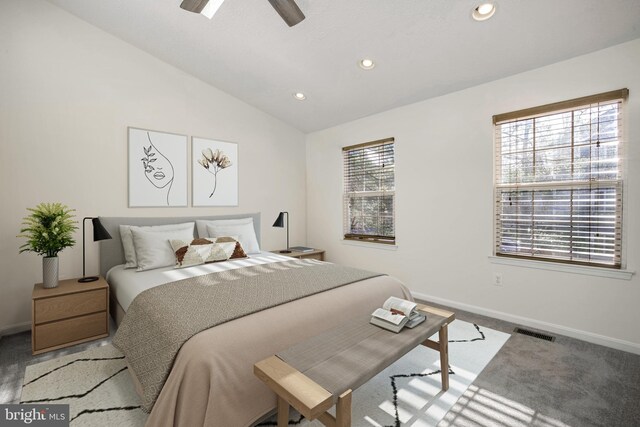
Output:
top-left (192, 137), bottom-right (239, 206)
top-left (128, 127), bottom-right (188, 207)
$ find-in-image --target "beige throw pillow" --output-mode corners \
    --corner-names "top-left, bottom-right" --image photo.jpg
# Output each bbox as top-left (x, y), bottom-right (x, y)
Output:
top-left (213, 236), bottom-right (249, 259)
top-left (170, 238), bottom-right (229, 268)
top-left (170, 237), bottom-right (248, 268)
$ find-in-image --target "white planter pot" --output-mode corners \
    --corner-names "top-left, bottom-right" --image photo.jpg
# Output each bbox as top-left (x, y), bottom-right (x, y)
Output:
top-left (43, 256), bottom-right (59, 288)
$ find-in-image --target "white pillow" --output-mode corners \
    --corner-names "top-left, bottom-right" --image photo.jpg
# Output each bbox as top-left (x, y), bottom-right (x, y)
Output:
top-left (131, 227), bottom-right (196, 271)
top-left (195, 217), bottom-right (253, 238)
top-left (120, 222), bottom-right (194, 268)
top-left (200, 218), bottom-right (260, 254)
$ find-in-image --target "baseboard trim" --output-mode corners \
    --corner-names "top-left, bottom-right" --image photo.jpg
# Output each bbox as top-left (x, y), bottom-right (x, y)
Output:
top-left (0, 321), bottom-right (31, 337)
top-left (411, 291), bottom-right (640, 355)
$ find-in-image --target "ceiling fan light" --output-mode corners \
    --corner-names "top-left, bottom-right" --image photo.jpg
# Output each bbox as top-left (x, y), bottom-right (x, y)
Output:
top-left (180, 0), bottom-right (224, 19)
top-left (200, 0), bottom-right (225, 19)
top-left (268, 0), bottom-right (306, 27)
top-left (472, 3), bottom-right (496, 21)
top-left (180, 0), bottom-right (208, 14)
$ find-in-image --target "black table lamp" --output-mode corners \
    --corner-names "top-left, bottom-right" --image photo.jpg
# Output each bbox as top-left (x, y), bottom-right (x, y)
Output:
top-left (272, 211), bottom-right (291, 253)
top-left (78, 217), bottom-right (112, 283)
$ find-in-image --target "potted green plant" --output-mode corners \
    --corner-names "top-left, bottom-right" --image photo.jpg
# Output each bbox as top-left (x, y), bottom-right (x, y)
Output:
top-left (18, 203), bottom-right (78, 288)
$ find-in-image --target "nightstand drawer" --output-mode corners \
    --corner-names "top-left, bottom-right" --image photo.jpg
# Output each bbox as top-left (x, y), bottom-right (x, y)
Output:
top-left (299, 252), bottom-right (323, 260)
top-left (34, 289), bottom-right (107, 324)
top-left (33, 311), bottom-right (107, 351)
top-left (271, 249), bottom-right (325, 261)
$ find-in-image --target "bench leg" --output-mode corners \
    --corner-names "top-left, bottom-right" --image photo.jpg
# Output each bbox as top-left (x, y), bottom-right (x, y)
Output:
top-left (439, 324), bottom-right (449, 391)
top-left (336, 390), bottom-right (352, 427)
top-left (277, 396), bottom-right (290, 427)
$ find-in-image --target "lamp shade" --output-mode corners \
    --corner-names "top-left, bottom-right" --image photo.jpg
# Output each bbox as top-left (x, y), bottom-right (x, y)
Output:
top-left (272, 212), bottom-right (285, 228)
top-left (272, 212), bottom-right (290, 253)
top-left (91, 218), bottom-right (112, 242)
top-left (79, 217), bottom-right (112, 283)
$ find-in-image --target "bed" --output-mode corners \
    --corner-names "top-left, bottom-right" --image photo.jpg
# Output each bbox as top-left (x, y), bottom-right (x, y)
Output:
top-left (99, 213), bottom-right (412, 427)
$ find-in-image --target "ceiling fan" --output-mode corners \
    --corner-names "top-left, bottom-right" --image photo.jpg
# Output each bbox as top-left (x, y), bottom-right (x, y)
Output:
top-left (179, 0), bottom-right (306, 27)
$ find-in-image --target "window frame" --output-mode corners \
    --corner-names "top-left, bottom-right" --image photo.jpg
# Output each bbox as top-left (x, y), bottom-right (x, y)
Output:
top-left (342, 137), bottom-right (396, 245)
top-left (492, 89), bottom-right (628, 269)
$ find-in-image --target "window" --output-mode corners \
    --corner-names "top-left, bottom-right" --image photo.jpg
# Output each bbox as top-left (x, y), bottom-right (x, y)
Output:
top-left (494, 89), bottom-right (628, 268)
top-left (343, 138), bottom-right (395, 244)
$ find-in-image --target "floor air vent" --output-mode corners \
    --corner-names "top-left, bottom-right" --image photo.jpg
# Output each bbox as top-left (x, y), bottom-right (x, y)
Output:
top-left (514, 327), bottom-right (556, 342)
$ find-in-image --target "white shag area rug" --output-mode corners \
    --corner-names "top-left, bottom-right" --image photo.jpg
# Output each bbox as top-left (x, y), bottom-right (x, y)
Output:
top-left (21, 320), bottom-right (509, 427)
top-left (21, 344), bottom-right (146, 426)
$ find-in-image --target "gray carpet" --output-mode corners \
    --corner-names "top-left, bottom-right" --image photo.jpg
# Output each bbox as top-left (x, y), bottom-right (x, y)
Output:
top-left (2, 306), bottom-right (640, 426)
top-left (20, 344), bottom-right (147, 426)
top-left (428, 303), bottom-right (640, 427)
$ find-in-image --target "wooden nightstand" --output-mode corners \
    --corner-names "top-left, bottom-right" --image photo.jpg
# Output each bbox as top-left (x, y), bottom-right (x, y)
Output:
top-left (32, 277), bottom-right (109, 355)
top-left (272, 249), bottom-right (325, 261)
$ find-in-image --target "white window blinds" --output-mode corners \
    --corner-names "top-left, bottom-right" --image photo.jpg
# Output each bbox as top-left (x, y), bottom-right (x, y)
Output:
top-left (343, 138), bottom-right (395, 244)
top-left (493, 89), bottom-right (628, 268)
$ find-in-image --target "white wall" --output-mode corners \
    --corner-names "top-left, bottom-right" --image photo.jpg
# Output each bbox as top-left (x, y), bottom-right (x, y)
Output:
top-left (0, 0), bottom-right (306, 333)
top-left (306, 39), bottom-right (640, 353)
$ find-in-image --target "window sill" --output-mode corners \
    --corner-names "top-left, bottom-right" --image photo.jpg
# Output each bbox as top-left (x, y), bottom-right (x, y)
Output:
top-left (342, 239), bottom-right (398, 251)
top-left (488, 256), bottom-right (634, 280)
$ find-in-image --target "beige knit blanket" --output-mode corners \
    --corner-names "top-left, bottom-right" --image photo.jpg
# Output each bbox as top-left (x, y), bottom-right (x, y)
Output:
top-left (112, 259), bottom-right (382, 411)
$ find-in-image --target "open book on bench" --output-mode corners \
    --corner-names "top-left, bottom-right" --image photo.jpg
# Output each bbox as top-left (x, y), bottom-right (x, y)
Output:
top-left (370, 296), bottom-right (427, 333)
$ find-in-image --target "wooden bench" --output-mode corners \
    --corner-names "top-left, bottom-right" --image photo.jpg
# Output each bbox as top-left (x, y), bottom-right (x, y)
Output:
top-left (254, 304), bottom-right (455, 427)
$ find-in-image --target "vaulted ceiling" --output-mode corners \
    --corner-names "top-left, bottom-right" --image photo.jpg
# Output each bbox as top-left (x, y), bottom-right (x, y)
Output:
top-left (47, 0), bottom-right (640, 132)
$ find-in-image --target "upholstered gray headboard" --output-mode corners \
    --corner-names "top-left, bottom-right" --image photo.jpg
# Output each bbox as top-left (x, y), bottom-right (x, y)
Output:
top-left (98, 213), bottom-right (261, 277)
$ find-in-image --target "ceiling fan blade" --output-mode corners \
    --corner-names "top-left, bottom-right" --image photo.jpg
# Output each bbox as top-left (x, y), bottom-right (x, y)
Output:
top-left (268, 0), bottom-right (306, 27)
top-left (180, 0), bottom-right (209, 14)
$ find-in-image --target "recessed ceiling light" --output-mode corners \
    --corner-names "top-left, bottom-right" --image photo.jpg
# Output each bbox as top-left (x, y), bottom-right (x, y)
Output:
top-left (359, 58), bottom-right (376, 70)
top-left (472, 3), bottom-right (496, 21)
top-left (293, 92), bottom-right (306, 101)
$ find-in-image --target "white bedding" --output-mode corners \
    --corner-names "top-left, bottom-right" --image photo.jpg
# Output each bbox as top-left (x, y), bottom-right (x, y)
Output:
top-left (106, 251), bottom-right (292, 311)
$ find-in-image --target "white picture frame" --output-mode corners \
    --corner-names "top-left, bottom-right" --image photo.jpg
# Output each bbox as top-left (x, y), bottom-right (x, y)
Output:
top-left (128, 127), bottom-right (188, 207)
top-left (192, 137), bottom-right (239, 207)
